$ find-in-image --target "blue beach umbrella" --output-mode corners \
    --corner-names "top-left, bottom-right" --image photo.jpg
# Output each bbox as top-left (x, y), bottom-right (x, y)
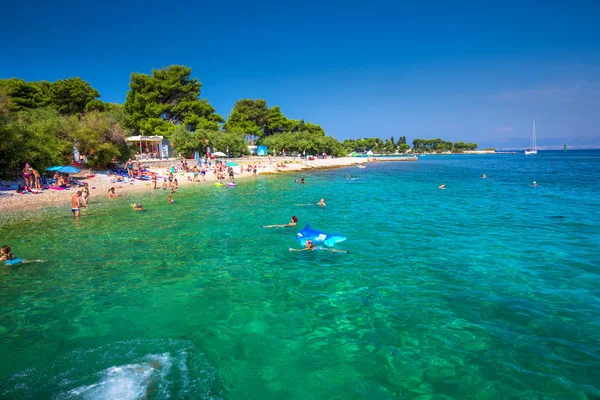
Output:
top-left (46, 166), bottom-right (63, 171)
top-left (57, 166), bottom-right (81, 174)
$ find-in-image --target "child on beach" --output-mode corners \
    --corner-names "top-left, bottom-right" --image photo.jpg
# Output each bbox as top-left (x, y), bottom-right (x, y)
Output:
top-left (108, 187), bottom-right (118, 198)
top-left (173, 178), bottom-right (179, 189)
top-left (162, 180), bottom-right (168, 190)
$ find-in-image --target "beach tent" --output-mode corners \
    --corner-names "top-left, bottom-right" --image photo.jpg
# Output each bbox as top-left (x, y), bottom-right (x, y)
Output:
top-left (213, 152), bottom-right (227, 157)
top-left (366, 150), bottom-right (374, 156)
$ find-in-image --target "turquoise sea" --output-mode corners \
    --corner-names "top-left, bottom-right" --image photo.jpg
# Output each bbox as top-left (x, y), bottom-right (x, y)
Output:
top-left (1, 151), bottom-right (599, 399)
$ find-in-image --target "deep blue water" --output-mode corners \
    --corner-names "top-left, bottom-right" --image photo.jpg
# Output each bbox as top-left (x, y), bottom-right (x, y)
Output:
top-left (0, 150), bottom-right (599, 399)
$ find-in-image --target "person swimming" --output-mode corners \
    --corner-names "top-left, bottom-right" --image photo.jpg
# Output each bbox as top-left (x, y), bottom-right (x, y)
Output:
top-left (0, 245), bottom-right (15, 261)
top-left (131, 203), bottom-right (144, 210)
top-left (167, 195), bottom-right (175, 204)
top-left (1, 245), bottom-right (45, 264)
top-left (317, 198), bottom-right (326, 206)
top-left (482, 174), bottom-right (487, 179)
top-left (439, 184), bottom-right (446, 190)
top-left (532, 181), bottom-right (538, 187)
top-left (289, 239), bottom-right (349, 253)
top-left (262, 216), bottom-right (298, 228)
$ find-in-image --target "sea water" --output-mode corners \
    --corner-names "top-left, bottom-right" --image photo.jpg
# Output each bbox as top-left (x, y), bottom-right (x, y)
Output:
top-left (0, 151), bottom-right (599, 399)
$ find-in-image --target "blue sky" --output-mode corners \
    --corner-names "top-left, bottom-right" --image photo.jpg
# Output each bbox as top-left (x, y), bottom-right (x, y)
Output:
top-left (1, 0), bottom-right (599, 148)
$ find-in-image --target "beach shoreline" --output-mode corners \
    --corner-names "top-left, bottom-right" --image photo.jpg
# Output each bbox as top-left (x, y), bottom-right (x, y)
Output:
top-left (0, 156), bottom-right (415, 213)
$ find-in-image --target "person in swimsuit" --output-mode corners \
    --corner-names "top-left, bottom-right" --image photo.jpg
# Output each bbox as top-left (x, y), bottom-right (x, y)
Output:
top-left (22, 163), bottom-right (32, 187)
top-left (82, 182), bottom-right (90, 205)
top-left (263, 216), bottom-right (298, 228)
top-left (173, 178), bottom-right (179, 189)
top-left (126, 159), bottom-right (134, 178)
top-left (167, 195), bottom-right (175, 204)
top-left (108, 187), bottom-right (118, 198)
top-left (439, 184), bottom-right (446, 190)
top-left (151, 173), bottom-right (157, 189)
top-left (300, 178), bottom-right (305, 184)
top-left (289, 239), bottom-right (349, 253)
top-left (317, 198), bottom-right (326, 207)
top-left (71, 191), bottom-right (83, 217)
top-left (162, 179), bottom-right (168, 190)
top-left (32, 169), bottom-right (41, 189)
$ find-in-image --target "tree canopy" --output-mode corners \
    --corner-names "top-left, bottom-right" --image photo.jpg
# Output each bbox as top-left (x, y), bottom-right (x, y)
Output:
top-left (124, 65), bottom-right (224, 137)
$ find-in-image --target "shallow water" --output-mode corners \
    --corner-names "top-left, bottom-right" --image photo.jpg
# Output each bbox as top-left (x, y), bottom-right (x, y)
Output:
top-left (1, 151), bottom-right (599, 399)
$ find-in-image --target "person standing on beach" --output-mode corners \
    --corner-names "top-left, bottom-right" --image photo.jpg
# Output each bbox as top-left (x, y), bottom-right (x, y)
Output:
top-left (32, 168), bottom-right (41, 189)
top-left (126, 159), bottom-right (134, 178)
top-left (151, 173), bottom-right (157, 189)
top-left (22, 163), bottom-right (32, 187)
top-left (71, 191), bottom-right (83, 217)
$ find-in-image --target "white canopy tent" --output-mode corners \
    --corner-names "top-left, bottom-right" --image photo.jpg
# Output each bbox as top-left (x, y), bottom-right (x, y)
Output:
top-left (127, 136), bottom-right (164, 159)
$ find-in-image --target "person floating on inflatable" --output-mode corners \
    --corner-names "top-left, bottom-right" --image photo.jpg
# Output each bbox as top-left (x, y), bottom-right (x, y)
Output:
top-left (131, 203), bottom-right (144, 211)
top-left (1, 245), bottom-right (45, 265)
top-left (262, 216), bottom-right (298, 228)
top-left (289, 239), bottom-right (349, 253)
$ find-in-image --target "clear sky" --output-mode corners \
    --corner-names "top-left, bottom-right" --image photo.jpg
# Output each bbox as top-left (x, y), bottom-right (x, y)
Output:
top-left (1, 0), bottom-right (599, 148)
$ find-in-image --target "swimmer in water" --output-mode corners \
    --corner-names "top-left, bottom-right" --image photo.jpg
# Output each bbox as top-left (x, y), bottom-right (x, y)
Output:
top-left (262, 216), bottom-right (298, 228)
top-left (532, 181), bottom-right (538, 187)
top-left (439, 184), bottom-right (446, 190)
top-left (0, 245), bottom-right (15, 261)
top-left (1, 245), bottom-right (45, 264)
top-left (289, 240), bottom-right (349, 253)
top-left (482, 174), bottom-right (487, 179)
top-left (167, 195), bottom-right (175, 204)
top-left (317, 198), bottom-right (326, 206)
top-left (131, 203), bottom-right (144, 210)
top-left (346, 174), bottom-right (350, 180)
top-left (300, 178), bottom-right (305, 184)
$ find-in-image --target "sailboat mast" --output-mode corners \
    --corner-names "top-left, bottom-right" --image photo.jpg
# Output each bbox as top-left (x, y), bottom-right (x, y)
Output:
top-left (533, 120), bottom-right (536, 151)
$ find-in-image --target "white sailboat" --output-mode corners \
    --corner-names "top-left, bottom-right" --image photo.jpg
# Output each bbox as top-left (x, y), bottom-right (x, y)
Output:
top-left (525, 121), bottom-right (537, 155)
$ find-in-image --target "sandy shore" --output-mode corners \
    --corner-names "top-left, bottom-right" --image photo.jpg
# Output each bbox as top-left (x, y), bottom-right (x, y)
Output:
top-left (0, 156), bottom-right (390, 213)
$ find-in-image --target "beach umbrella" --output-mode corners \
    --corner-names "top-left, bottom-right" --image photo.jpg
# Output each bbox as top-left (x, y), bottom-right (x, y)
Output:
top-left (57, 166), bottom-right (81, 174)
top-left (366, 150), bottom-right (374, 156)
top-left (226, 161), bottom-right (238, 167)
top-left (213, 151), bottom-right (227, 157)
top-left (46, 166), bottom-right (63, 171)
